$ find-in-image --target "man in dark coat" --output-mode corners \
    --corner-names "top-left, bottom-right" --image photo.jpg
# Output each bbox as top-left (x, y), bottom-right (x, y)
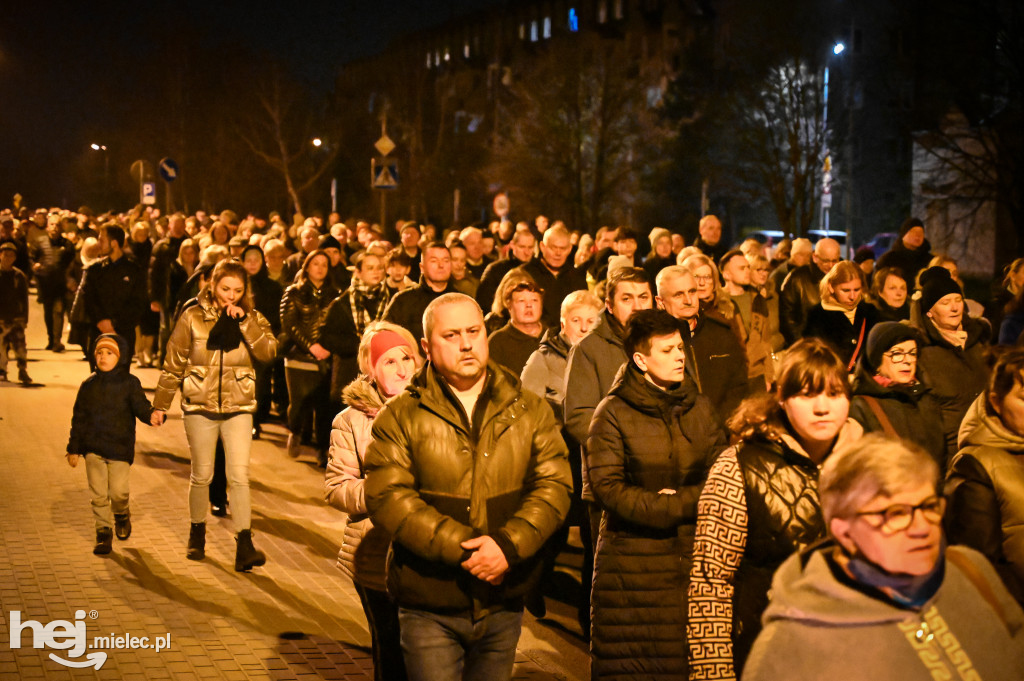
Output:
top-left (365, 293), bottom-right (571, 681)
top-left (693, 214), bottom-right (729, 264)
top-left (587, 309), bottom-right (726, 679)
top-left (779, 237), bottom-right (841, 346)
top-left (148, 213), bottom-right (187, 363)
top-left (876, 217), bottom-right (934, 285)
top-left (476, 229), bottom-right (535, 312)
top-left (31, 212), bottom-right (76, 351)
top-left (563, 267), bottom-right (654, 638)
top-left (79, 225), bottom-right (148, 359)
top-left (657, 265), bottom-right (749, 424)
top-left (383, 242), bottom-right (458, 341)
top-left (519, 225), bottom-right (588, 330)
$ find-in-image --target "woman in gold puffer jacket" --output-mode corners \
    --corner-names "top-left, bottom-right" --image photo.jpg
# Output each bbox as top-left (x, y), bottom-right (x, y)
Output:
top-left (155, 259), bottom-right (278, 572)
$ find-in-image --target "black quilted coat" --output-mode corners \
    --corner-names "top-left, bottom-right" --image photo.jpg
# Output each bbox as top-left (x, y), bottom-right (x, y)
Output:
top-left (586, 363), bottom-right (726, 680)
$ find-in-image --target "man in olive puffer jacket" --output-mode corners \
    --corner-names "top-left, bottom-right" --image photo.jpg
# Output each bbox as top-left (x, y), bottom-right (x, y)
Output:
top-left (365, 293), bottom-right (572, 681)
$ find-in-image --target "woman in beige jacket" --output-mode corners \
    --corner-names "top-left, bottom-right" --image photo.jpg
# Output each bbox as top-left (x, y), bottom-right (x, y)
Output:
top-left (325, 321), bottom-right (419, 681)
top-left (154, 259), bottom-right (278, 572)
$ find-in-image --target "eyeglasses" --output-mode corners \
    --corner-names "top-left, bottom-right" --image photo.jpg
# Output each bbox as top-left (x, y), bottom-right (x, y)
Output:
top-left (883, 349), bottom-right (918, 364)
top-left (855, 496), bottom-right (944, 532)
top-left (693, 274), bottom-right (713, 282)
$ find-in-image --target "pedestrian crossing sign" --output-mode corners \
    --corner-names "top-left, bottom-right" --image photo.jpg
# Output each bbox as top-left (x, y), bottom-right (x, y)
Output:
top-left (371, 159), bottom-right (399, 190)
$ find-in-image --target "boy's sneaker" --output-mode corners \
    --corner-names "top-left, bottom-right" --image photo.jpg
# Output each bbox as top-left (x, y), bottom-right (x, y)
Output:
top-left (17, 368), bottom-right (31, 385)
top-left (94, 528), bottom-right (113, 555)
top-left (114, 513), bottom-right (132, 540)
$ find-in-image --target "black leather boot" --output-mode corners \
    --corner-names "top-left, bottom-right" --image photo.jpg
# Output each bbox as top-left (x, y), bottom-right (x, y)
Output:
top-left (187, 522), bottom-right (206, 561)
top-left (234, 529), bottom-right (266, 572)
top-left (114, 512), bottom-right (132, 540)
top-left (94, 527), bottom-right (113, 555)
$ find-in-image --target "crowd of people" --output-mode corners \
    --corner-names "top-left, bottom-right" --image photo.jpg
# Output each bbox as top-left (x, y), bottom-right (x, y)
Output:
top-left (3, 202), bottom-right (1024, 679)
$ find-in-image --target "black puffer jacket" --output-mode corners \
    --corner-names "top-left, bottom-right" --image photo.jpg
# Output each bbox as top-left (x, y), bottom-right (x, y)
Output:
top-left (849, 366), bottom-right (946, 468)
top-left (364, 361), bottom-right (571, 618)
top-left (382, 278), bottom-right (458, 341)
top-left (587, 363), bottom-right (725, 680)
top-left (916, 315), bottom-right (991, 460)
top-left (67, 334), bottom-right (154, 463)
top-left (280, 275), bottom-right (340, 363)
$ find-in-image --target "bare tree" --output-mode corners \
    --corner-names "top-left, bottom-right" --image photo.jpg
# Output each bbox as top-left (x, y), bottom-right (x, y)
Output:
top-left (727, 58), bottom-right (828, 236)
top-left (488, 34), bottom-right (675, 231)
top-left (235, 65), bottom-right (341, 217)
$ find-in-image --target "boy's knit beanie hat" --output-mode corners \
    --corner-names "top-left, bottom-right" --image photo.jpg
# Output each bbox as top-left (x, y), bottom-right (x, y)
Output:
top-left (94, 337), bottom-right (120, 359)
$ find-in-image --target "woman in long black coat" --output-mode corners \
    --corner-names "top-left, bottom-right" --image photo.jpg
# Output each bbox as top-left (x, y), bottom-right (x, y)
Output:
top-left (587, 310), bottom-right (726, 680)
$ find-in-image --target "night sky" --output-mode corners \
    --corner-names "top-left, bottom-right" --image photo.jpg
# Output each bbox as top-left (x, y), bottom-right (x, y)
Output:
top-left (0, 0), bottom-right (503, 210)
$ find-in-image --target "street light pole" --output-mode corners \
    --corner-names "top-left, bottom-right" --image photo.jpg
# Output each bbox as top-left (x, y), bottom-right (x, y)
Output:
top-left (819, 43), bottom-right (844, 251)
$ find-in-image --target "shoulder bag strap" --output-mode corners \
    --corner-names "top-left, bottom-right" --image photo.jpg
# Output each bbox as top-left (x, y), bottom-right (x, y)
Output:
top-left (861, 395), bottom-right (899, 439)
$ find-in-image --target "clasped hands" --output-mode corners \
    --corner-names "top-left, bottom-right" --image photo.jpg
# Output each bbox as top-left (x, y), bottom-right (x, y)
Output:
top-left (460, 535), bottom-right (509, 585)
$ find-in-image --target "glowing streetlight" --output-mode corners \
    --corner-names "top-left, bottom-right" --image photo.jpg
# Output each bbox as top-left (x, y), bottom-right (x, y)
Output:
top-left (833, 42), bottom-right (846, 55)
top-left (90, 143), bottom-right (107, 151)
top-left (312, 138), bottom-right (322, 147)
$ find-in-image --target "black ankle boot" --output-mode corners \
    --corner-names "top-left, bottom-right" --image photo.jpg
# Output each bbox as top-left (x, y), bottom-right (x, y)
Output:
top-left (187, 522), bottom-right (206, 561)
top-left (114, 512), bottom-right (132, 540)
top-left (94, 528), bottom-right (113, 555)
top-left (234, 529), bottom-right (266, 572)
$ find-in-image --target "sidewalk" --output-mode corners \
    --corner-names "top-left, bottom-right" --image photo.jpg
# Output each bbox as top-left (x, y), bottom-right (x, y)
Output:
top-left (0, 302), bottom-right (589, 680)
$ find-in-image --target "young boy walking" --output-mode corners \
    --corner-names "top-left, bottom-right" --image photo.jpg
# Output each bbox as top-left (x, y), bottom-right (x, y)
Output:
top-left (0, 242), bottom-right (31, 384)
top-left (67, 334), bottom-right (162, 554)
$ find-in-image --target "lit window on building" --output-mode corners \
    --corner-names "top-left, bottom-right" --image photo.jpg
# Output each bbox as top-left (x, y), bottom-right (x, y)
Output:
top-left (569, 8), bottom-right (579, 32)
top-left (426, 51), bottom-right (432, 68)
top-left (519, 23), bottom-right (526, 40)
top-left (614, 0), bottom-right (624, 19)
top-left (543, 16), bottom-right (551, 38)
top-left (531, 20), bottom-right (538, 42)
top-left (444, 47), bottom-right (450, 62)
top-left (598, 0), bottom-right (607, 24)
top-left (434, 50), bottom-right (441, 66)
top-left (464, 41), bottom-right (470, 59)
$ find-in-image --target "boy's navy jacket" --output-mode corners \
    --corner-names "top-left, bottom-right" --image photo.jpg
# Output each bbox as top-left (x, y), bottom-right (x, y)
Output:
top-left (67, 334), bottom-right (154, 463)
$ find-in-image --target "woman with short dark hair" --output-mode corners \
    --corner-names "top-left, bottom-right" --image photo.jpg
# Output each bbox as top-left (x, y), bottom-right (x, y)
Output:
top-left (587, 309), bottom-right (726, 679)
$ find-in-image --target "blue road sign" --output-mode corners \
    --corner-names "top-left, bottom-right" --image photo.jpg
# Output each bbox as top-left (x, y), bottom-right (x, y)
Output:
top-left (141, 182), bottom-right (157, 205)
top-left (159, 157), bottom-right (179, 182)
top-left (371, 160), bottom-right (398, 190)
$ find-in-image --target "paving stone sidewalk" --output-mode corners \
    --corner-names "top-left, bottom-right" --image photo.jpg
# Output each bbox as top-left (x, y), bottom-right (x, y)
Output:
top-left (0, 305), bottom-right (589, 680)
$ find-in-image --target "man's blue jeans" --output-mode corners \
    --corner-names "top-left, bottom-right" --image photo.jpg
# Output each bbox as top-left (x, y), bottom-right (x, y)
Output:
top-left (398, 608), bottom-right (523, 681)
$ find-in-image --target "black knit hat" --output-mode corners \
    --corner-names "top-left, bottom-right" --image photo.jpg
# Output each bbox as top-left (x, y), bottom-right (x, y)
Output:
top-left (853, 246), bottom-right (875, 264)
top-left (898, 217), bottom-right (925, 239)
top-left (865, 322), bottom-right (921, 372)
top-left (918, 266), bottom-right (962, 314)
top-left (319, 234), bottom-right (342, 251)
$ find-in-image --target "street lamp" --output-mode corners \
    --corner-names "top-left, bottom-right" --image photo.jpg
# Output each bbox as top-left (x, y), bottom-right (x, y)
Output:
top-left (820, 42), bottom-right (845, 246)
top-left (312, 138), bottom-right (322, 147)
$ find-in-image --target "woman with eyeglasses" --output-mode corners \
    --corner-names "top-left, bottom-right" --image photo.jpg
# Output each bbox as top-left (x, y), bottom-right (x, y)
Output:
top-left (743, 434), bottom-right (1024, 680)
top-left (688, 339), bottom-right (862, 680)
top-left (849, 322), bottom-right (945, 468)
top-left (946, 347), bottom-right (1024, 607)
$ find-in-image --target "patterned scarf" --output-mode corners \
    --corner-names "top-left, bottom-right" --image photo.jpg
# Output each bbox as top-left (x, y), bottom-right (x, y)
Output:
top-left (349, 274), bottom-right (390, 337)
